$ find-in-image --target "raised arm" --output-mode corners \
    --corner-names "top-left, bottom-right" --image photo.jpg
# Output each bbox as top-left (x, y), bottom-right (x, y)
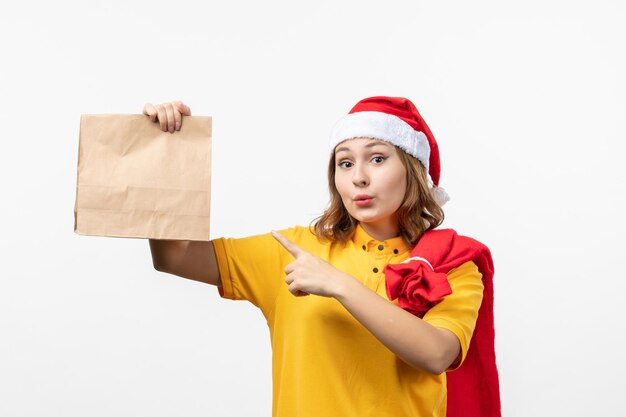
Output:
top-left (143, 101), bottom-right (220, 286)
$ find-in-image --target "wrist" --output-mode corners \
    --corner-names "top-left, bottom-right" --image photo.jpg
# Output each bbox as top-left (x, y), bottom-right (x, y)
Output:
top-left (332, 272), bottom-right (360, 301)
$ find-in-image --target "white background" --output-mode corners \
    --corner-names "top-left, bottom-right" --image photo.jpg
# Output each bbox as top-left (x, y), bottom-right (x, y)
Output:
top-left (1, 0), bottom-right (625, 416)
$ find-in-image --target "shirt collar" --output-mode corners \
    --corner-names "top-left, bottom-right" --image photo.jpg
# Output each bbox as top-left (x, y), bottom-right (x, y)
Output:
top-left (352, 224), bottom-right (410, 256)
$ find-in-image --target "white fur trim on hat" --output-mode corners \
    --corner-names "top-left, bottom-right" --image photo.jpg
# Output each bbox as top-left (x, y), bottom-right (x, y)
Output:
top-left (329, 111), bottom-right (431, 172)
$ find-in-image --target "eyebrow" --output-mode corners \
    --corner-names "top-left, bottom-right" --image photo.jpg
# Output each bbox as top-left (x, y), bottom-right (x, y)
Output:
top-left (335, 140), bottom-right (391, 154)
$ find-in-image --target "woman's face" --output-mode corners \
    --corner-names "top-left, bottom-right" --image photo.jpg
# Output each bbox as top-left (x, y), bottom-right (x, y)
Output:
top-left (334, 138), bottom-right (407, 238)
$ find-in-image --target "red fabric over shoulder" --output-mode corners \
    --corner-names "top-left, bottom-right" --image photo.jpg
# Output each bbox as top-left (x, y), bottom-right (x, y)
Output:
top-left (383, 229), bottom-right (501, 417)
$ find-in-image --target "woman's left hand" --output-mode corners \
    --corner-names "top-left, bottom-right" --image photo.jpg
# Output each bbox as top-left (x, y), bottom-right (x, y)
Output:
top-left (271, 231), bottom-right (352, 298)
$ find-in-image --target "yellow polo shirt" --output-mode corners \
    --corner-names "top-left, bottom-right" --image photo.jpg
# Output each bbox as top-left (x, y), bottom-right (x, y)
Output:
top-left (213, 225), bottom-right (484, 417)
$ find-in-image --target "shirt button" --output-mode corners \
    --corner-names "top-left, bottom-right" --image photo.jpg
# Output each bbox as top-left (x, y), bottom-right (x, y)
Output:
top-left (378, 245), bottom-right (384, 251)
top-left (393, 249), bottom-right (399, 254)
top-left (373, 267), bottom-right (379, 273)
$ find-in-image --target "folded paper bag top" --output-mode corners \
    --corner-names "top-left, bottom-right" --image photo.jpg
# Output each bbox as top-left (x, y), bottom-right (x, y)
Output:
top-left (74, 114), bottom-right (212, 241)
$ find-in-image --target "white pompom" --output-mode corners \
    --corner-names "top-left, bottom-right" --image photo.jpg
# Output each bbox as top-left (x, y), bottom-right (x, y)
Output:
top-left (431, 186), bottom-right (450, 206)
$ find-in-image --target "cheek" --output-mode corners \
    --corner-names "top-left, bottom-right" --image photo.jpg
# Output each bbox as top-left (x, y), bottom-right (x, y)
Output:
top-left (395, 178), bottom-right (408, 206)
top-left (382, 167), bottom-right (407, 201)
top-left (334, 173), bottom-right (350, 201)
top-left (388, 182), bottom-right (407, 211)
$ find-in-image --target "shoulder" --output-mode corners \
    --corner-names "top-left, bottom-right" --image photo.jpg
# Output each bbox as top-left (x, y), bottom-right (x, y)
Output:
top-left (279, 225), bottom-right (334, 254)
top-left (419, 228), bottom-right (493, 274)
top-left (279, 225), bottom-right (318, 242)
top-left (214, 225), bottom-right (325, 253)
top-left (422, 228), bottom-right (489, 249)
top-left (447, 261), bottom-right (483, 287)
top-left (448, 260), bottom-right (480, 276)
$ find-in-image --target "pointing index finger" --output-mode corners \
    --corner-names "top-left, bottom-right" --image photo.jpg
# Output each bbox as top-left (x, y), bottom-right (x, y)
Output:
top-left (271, 230), bottom-right (304, 258)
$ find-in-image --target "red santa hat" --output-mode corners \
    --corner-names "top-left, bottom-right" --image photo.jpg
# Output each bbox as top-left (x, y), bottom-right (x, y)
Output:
top-left (329, 96), bottom-right (450, 206)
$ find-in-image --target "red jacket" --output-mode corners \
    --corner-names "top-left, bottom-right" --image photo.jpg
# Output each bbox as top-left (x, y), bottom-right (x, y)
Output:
top-left (384, 229), bottom-right (501, 417)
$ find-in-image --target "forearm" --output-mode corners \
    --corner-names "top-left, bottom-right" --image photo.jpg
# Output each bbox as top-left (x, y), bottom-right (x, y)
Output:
top-left (148, 239), bottom-right (185, 271)
top-left (270, 231), bottom-right (461, 373)
top-left (334, 274), bottom-right (460, 374)
top-left (148, 239), bottom-right (220, 286)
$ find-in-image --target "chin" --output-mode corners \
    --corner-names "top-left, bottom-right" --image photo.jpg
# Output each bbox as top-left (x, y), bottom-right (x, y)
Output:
top-left (350, 212), bottom-right (387, 225)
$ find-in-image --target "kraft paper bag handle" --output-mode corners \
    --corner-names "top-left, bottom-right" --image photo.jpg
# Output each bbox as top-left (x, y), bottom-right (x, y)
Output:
top-left (74, 114), bottom-right (212, 241)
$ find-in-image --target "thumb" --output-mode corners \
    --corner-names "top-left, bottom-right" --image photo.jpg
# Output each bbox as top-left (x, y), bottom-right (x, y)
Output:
top-left (271, 231), bottom-right (305, 258)
top-left (142, 103), bottom-right (158, 122)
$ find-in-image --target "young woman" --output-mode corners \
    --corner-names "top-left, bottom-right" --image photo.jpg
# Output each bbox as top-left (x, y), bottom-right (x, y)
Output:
top-left (144, 97), bottom-right (498, 417)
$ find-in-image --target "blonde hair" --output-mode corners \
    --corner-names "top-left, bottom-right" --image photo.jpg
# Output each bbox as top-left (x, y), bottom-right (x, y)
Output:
top-left (312, 148), bottom-right (444, 247)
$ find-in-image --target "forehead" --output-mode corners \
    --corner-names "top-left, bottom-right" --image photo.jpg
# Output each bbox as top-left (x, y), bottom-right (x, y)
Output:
top-left (334, 138), bottom-right (393, 154)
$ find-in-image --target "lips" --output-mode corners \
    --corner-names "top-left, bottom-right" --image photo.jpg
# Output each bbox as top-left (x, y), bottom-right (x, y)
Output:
top-left (354, 194), bottom-right (374, 207)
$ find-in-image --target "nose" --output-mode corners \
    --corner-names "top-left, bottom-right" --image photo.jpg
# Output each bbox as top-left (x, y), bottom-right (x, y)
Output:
top-left (352, 164), bottom-right (369, 187)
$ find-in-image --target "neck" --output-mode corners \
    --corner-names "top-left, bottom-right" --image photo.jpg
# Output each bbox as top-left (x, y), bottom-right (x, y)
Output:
top-left (359, 218), bottom-right (401, 242)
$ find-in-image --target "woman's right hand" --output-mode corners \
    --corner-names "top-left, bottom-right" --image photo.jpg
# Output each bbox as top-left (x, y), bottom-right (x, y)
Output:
top-left (142, 101), bottom-right (192, 133)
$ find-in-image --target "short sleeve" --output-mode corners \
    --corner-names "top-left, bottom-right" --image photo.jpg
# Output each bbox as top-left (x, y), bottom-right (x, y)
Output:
top-left (422, 260), bottom-right (484, 370)
top-left (211, 227), bottom-right (307, 319)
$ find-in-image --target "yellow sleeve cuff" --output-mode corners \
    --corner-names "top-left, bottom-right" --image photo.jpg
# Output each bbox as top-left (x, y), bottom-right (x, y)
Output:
top-left (212, 238), bottom-right (236, 300)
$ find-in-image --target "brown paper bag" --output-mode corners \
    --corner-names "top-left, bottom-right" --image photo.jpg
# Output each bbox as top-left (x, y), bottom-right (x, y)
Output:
top-left (74, 114), bottom-right (212, 241)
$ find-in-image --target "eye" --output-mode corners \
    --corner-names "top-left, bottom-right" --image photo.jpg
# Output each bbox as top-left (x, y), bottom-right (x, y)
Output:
top-left (338, 161), bottom-right (353, 168)
top-left (371, 156), bottom-right (387, 164)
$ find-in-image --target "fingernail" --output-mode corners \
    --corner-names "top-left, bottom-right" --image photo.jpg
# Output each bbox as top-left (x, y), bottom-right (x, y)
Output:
top-left (175, 122), bottom-right (181, 130)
